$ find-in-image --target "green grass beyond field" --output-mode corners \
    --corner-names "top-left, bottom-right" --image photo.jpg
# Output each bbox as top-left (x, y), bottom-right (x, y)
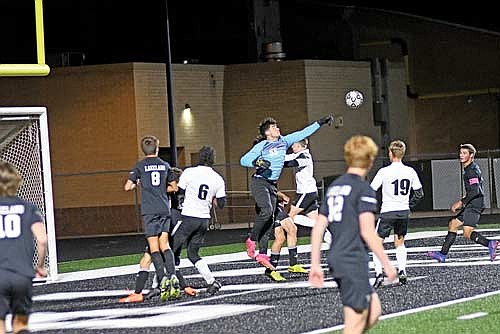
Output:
top-left (57, 224), bottom-right (499, 274)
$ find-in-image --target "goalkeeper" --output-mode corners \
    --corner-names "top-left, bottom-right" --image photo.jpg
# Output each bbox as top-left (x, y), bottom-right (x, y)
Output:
top-left (240, 115), bottom-right (333, 268)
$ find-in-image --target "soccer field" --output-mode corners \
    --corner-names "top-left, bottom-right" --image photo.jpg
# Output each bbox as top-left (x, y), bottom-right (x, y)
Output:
top-left (14, 229), bottom-right (500, 333)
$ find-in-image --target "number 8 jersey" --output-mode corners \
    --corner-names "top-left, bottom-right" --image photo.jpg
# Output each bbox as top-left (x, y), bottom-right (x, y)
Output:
top-left (129, 157), bottom-right (175, 215)
top-left (370, 162), bottom-right (422, 214)
top-left (178, 165), bottom-right (226, 219)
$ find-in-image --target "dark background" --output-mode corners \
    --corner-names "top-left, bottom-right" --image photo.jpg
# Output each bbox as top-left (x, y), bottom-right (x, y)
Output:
top-left (2, 0), bottom-right (499, 66)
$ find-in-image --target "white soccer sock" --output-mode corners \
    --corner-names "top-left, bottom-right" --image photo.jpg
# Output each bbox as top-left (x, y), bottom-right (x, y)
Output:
top-left (151, 273), bottom-right (159, 289)
top-left (373, 253), bottom-right (383, 276)
top-left (396, 246), bottom-right (407, 272)
top-left (195, 259), bottom-right (215, 285)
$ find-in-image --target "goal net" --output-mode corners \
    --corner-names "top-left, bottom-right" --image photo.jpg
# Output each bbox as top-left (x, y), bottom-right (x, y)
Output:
top-left (0, 107), bottom-right (57, 279)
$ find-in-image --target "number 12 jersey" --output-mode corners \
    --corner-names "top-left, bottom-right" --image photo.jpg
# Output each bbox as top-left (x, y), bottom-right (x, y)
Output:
top-left (178, 166), bottom-right (226, 219)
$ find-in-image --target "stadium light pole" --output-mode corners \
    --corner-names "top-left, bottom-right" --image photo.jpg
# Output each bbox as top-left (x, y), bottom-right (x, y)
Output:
top-left (164, 0), bottom-right (178, 166)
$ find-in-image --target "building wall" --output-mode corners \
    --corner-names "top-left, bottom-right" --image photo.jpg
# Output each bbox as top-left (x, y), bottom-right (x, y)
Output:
top-left (303, 60), bottom-right (382, 180)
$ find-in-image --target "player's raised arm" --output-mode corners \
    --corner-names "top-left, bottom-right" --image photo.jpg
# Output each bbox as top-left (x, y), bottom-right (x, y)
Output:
top-left (240, 141), bottom-right (266, 167)
top-left (283, 115), bottom-right (333, 147)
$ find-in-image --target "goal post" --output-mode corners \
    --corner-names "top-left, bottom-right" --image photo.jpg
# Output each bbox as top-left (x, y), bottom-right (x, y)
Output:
top-left (0, 107), bottom-right (57, 280)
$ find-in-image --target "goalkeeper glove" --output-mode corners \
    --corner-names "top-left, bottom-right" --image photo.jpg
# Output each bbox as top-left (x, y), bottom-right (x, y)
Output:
top-left (317, 115), bottom-right (334, 126)
top-left (253, 158), bottom-right (271, 169)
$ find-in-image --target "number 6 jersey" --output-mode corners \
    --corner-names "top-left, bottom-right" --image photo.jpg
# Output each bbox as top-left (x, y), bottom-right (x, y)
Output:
top-left (178, 165), bottom-right (226, 219)
top-left (129, 157), bottom-right (176, 215)
top-left (370, 162), bottom-right (422, 214)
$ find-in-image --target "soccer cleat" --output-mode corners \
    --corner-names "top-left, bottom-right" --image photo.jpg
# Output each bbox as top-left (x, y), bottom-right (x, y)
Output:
top-left (184, 286), bottom-right (198, 296)
top-left (373, 273), bottom-right (384, 288)
top-left (160, 277), bottom-right (171, 302)
top-left (207, 280), bottom-right (222, 295)
top-left (144, 287), bottom-right (161, 300)
top-left (488, 240), bottom-right (499, 262)
top-left (246, 237), bottom-right (256, 258)
top-left (398, 270), bottom-right (408, 285)
top-left (255, 253), bottom-right (275, 270)
top-left (427, 251), bottom-right (446, 263)
top-left (266, 270), bottom-right (286, 282)
top-left (169, 275), bottom-right (181, 300)
top-left (288, 264), bottom-right (309, 274)
top-left (119, 292), bottom-right (144, 303)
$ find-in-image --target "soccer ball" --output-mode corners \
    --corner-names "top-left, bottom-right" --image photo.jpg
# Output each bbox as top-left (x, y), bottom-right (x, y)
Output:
top-left (345, 90), bottom-right (364, 109)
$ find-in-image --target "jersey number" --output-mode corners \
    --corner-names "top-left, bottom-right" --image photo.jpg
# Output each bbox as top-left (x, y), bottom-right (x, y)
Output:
top-left (198, 184), bottom-right (209, 200)
top-left (151, 172), bottom-right (161, 186)
top-left (391, 179), bottom-right (410, 196)
top-left (327, 196), bottom-right (344, 222)
top-left (0, 214), bottom-right (22, 239)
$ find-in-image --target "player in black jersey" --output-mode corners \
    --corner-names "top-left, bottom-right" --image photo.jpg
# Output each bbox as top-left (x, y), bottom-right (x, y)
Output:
top-left (124, 136), bottom-right (180, 301)
top-left (310, 136), bottom-right (396, 334)
top-left (428, 144), bottom-right (499, 262)
top-left (0, 161), bottom-right (48, 334)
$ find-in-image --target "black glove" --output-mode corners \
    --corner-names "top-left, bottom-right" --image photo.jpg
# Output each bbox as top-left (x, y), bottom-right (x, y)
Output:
top-left (317, 115), bottom-right (334, 126)
top-left (253, 158), bottom-right (271, 169)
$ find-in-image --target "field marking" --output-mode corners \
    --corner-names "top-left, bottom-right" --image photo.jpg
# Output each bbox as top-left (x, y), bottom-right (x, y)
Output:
top-left (457, 312), bottom-right (488, 320)
top-left (302, 289), bottom-right (500, 333)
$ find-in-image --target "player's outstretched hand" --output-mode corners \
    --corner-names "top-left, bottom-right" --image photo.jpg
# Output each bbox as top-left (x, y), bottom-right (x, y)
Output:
top-left (317, 115), bottom-right (334, 126)
top-left (309, 265), bottom-right (324, 288)
top-left (35, 266), bottom-right (47, 278)
top-left (384, 264), bottom-right (397, 282)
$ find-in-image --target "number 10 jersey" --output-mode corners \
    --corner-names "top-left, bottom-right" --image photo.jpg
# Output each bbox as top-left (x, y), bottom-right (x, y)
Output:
top-left (178, 165), bottom-right (226, 219)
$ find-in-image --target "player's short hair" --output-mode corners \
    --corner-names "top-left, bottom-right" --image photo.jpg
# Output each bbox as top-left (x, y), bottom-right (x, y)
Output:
top-left (297, 138), bottom-right (308, 148)
top-left (389, 140), bottom-right (406, 159)
top-left (141, 136), bottom-right (159, 156)
top-left (460, 143), bottom-right (477, 156)
top-left (259, 117), bottom-right (277, 136)
top-left (0, 161), bottom-right (22, 197)
top-left (344, 135), bottom-right (378, 168)
top-left (198, 146), bottom-right (215, 166)
top-left (170, 167), bottom-right (183, 182)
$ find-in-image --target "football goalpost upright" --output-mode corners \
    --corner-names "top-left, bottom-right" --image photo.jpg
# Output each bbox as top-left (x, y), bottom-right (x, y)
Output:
top-left (0, 107), bottom-right (57, 279)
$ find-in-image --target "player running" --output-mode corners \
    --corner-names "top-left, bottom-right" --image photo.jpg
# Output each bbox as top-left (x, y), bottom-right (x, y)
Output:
top-left (170, 146), bottom-right (226, 295)
top-left (370, 140), bottom-right (424, 287)
top-left (428, 144), bottom-right (499, 262)
top-left (124, 136), bottom-right (180, 301)
top-left (240, 115), bottom-right (333, 268)
top-left (0, 161), bottom-right (48, 334)
top-left (309, 135), bottom-right (397, 334)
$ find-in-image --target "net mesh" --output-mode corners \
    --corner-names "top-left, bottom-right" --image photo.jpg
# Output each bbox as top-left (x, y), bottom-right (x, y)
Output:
top-left (0, 118), bottom-right (50, 274)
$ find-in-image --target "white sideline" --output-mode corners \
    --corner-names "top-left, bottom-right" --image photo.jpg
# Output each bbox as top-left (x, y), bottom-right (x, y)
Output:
top-left (50, 229), bottom-right (500, 284)
top-left (302, 289), bottom-right (500, 334)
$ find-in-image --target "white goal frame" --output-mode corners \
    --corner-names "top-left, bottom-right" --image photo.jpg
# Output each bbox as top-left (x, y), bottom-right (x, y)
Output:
top-left (0, 107), bottom-right (58, 280)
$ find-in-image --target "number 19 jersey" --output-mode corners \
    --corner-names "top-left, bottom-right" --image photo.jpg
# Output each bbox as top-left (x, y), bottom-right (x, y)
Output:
top-left (370, 162), bottom-right (422, 214)
top-left (178, 166), bottom-right (226, 219)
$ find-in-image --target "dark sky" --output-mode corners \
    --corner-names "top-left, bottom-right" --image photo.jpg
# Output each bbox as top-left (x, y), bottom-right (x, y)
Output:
top-left (1, 0), bottom-right (499, 65)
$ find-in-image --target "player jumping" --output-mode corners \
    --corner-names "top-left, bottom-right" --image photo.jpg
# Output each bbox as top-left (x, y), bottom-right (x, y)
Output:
top-left (309, 135), bottom-right (397, 334)
top-left (370, 140), bottom-right (424, 287)
top-left (124, 136), bottom-right (180, 301)
top-left (240, 115), bottom-right (333, 268)
top-left (0, 161), bottom-right (48, 334)
top-left (171, 146), bottom-right (226, 295)
top-left (428, 144), bottom-right (499, 262)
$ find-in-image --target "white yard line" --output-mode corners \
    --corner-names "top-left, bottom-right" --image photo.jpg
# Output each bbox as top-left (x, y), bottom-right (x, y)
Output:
top-left (302, 289), bottom-right (500, 334)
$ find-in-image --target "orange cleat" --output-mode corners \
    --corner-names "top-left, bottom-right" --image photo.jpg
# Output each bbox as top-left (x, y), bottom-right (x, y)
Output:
top-left (119, 292), bottom-right (144, 303)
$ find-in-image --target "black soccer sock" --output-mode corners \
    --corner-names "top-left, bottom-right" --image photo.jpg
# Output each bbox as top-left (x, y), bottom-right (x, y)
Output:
top-left (270, 252), bottom-right (280, 268)
top-left (163, 249), bottom-right (176, 277)
top-left (134, 270), bottom-right (149, 294)
top-left (151, 251), bottom-right (166, 283)
top-left (470, 231), bottom-right (490, 247)
top-left (288, 247), bottom-right (298, 266)
top-left (176, 269), bottom-right (187, 289)
top-left (441, 232), bottom-right (457, 255)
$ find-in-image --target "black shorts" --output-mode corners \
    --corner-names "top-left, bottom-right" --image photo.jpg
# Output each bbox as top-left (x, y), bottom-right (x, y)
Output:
top-left (376, 216), bottom-right (409, 239)
top-left (171, 216), bottom-right (209, 253)
top-left (455, 207), bottom-right (483, 227)
top-left (142, 214), bottom-right (171, 238)
top-left (334, 274), bottom-right (373, 312)
top-left (273, 204), bottom-right (290, 228)
top-left (0, 269), bottom-right (33, 320)
top-left (293, 192), bottom-right (319, 215)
